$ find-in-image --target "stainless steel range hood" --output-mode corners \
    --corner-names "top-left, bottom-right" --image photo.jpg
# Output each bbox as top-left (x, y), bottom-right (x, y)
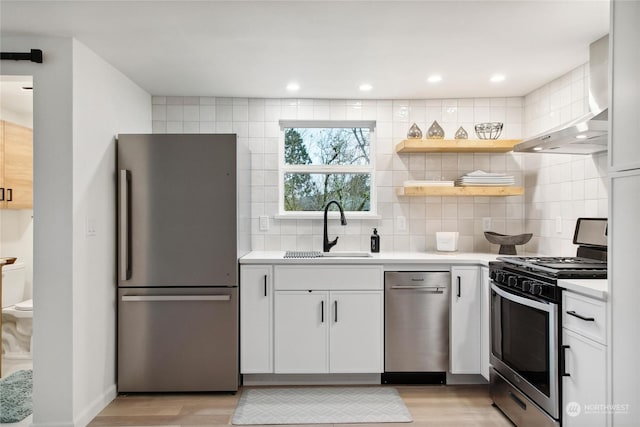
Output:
top-left (515, 35), bottom-right (609, 154)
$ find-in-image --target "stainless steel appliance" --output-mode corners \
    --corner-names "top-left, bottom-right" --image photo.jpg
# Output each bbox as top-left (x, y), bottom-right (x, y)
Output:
top-left (116, 134), bottom-right (249, 392)
top-left (515, 35), bottom-right (609, 154)
top-left (383, 271), bottom-right (450, 384)
top-left (489, 218), bottom-right (607, 426)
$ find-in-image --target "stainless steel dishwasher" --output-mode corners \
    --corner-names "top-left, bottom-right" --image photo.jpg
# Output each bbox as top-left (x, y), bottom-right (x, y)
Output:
top-left (383, 271), bottom-right (450, 384)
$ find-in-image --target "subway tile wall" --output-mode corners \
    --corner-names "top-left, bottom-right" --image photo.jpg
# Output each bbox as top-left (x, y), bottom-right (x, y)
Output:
top-left (152, 96), bottom-right (525, 253)
top-left (522, 63), bottom-right (609, 256)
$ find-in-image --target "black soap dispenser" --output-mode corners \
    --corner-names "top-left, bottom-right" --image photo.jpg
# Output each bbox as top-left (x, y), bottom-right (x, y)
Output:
top-left (370, 228), bottom-right (380, 253)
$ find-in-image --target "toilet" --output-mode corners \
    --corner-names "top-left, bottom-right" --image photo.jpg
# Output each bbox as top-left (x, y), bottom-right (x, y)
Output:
top-left (1, 262), bottom-right (33, 360)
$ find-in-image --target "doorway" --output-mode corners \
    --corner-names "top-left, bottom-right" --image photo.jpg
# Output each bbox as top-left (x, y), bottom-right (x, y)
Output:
top-left (0, 75), bottom-right (34, 378)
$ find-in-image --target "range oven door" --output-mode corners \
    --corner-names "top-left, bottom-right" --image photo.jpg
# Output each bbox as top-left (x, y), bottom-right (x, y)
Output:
top-left (490, 283), bottom-right (559, 420)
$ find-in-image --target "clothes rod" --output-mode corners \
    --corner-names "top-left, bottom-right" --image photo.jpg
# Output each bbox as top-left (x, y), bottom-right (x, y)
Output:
top-left (1, 49), bottom-right (43, 63)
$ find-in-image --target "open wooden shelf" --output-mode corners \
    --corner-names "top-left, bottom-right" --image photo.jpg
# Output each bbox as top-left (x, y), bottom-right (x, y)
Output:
top-left (395, 139), bottom-right (521, 153)
top-left (397, 185), bottom-right (524, 197)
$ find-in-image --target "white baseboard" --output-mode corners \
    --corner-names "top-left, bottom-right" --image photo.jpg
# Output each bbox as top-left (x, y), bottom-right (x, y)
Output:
top-left (243, 373), bottom-right (381, 386)
top-left (73, 383), bottom-right (117, 427)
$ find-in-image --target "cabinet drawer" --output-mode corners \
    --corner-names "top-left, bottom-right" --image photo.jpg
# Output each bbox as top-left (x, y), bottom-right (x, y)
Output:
top-left (563, 291), bottom-right (607, 345)
top-left (274, 265), bottom-right (383, 291)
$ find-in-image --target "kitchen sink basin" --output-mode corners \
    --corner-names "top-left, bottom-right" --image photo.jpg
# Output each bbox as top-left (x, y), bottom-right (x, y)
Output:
top-left (321, 251), bottom-right (372, 257)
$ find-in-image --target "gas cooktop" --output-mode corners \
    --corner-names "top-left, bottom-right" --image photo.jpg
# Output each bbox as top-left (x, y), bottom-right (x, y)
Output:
top-left (497, 256), bottom-right (607, 279)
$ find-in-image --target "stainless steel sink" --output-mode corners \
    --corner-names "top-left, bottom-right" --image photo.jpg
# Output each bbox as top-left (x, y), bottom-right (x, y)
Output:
top-left (283, 250), bottom-right (372, 259)
top-left (321, 251), bottom-right (372, 257)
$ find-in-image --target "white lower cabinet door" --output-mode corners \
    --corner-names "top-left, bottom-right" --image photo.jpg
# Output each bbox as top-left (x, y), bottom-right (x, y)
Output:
top-left (240, 265), bottom-right (272, 373)
top-left (274, 291), bottom-right (329, 373)
top-left (562, 328), bottom-right (607, 427)
top-left (450, 266), bottom-right (481, 374)
top-left (329, 291), bottom-right (383, 373)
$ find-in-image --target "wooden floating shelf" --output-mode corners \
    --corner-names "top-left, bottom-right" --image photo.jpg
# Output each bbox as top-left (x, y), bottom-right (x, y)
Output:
top-left (397, 186), bottom-right (525, 197)
top-left (395, 139), bottom-right (521, 153)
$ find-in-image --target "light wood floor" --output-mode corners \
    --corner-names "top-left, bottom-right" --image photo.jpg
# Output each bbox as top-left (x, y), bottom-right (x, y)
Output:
top-left (89, 385), bottom-right (513, 426)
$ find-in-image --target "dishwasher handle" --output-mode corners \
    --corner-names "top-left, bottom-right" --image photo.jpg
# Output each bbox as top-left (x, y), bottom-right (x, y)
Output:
top-left (390, 285), bottom-right (445, 293)
top-left (121, 295), bottom-right (231, 302)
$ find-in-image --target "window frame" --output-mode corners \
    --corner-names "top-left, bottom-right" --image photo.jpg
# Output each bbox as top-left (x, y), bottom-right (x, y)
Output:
top-left (277, 120), bottom-right (378, 219)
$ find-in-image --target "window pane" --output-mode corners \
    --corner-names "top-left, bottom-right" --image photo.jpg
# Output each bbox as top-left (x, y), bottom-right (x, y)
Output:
top-left (284, 128), bottom-right (370, 166)
top-left (284, 173), bottom-right (370, 211)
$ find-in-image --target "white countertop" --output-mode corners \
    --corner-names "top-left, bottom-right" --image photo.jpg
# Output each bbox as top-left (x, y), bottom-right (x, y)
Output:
top-left (241, 251), bottom-right (502, 266)
top-left (558, 278), bottom-right (608, 300)
top-left (240, 251), bottom-right (609, 299)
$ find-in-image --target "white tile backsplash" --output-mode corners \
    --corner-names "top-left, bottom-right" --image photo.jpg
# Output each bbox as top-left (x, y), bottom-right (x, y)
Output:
top-left (522, 62), bottom-right (608, 255)
top-left (151, 85), bottom-right (607, 255)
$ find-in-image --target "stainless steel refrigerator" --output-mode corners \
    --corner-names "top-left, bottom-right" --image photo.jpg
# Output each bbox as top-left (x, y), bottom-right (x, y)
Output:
top-left (116, 133), bottom-right (250, 392)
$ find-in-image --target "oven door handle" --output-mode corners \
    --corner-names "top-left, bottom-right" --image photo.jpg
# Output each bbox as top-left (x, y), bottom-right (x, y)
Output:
top-left (491, 283), bottom-right (553, 313)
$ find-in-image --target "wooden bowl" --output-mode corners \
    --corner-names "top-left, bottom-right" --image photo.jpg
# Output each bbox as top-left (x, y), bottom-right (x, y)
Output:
top-left (484, 232), bottom-right (532, 255)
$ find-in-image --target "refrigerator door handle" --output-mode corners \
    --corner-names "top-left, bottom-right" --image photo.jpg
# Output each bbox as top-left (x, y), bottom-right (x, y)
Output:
top-left (121, 295), bottom-right (232, 302)
top-left (120, 169), bottom-right (132, 281)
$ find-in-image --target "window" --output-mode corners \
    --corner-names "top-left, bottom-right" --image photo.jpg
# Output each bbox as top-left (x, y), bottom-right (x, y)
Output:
top-left (279, 120), bottom-right (376, 215)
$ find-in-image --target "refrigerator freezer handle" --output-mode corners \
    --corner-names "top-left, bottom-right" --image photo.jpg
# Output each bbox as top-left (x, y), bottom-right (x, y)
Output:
top-left (120, 169), bottom-right (132, 281)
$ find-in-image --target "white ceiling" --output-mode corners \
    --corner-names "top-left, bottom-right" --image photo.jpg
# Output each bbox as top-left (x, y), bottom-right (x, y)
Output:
top-left (0, 0), bottom-right (609, 104)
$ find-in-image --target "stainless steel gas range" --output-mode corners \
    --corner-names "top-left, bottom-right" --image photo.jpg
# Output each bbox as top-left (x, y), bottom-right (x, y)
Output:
top-left (488, 218), bottom-right (607, 427)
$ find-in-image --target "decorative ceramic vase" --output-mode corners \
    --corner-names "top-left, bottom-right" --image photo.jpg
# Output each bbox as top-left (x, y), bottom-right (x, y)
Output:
top-left (407, 123), bottom-right (422, 139)
top-left (454, 126), bottom-right (468, 139)
top-left (427, 120), bottom-right (445, 139)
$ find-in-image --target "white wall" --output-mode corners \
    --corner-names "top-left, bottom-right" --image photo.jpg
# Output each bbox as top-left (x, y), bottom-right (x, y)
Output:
top-left (71, 40), bottom-right (150, 425)
top-left (1, 35), bottom-right (75, 426)
top-left (1, 36), bottom-right (151, 426)
top-left (522, 64), bottom-right (609, 255)
top-left (152, 96), bottom-right (526, 254)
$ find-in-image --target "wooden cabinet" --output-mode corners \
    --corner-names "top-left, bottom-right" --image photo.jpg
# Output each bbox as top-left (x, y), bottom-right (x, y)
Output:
top-left (240, 265), bottom-right (273, 373)
top-left (480, 266), bottom-right (490, 381)
top-left (562, 290), bottom-right (608, 427)
top-left (450, 266), bottom-right (481, 374)
top-left (273, 265), bottom-right (383, 374)
top-left (0, 120), bottom-right (33, 209)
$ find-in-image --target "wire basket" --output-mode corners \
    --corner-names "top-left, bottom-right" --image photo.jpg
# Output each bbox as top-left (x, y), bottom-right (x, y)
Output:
top-left (474, 122), bottom-right (503, 139)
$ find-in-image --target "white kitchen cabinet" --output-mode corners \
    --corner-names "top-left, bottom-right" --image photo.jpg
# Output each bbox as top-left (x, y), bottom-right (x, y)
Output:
top-left (562, 329), bottom-right (607, 427)
top-left (329, 291), bottom-right (383, 373)
top-left (274, 290), bottom-right (329, 373)
top-left (562, 289), bottom-right (608, 427)
top-left (240, 265), bottom-right (273, 373)
top-left (480, 266), bottom-right (490, 381)
top-left (273, 265), bottom-right (383, 374)
top-left (274, 290), bottom-right (383, 374)
top-left (450, 266), bottom-right (481, 374)
top-left (610, 0), bottom-right (640, 171)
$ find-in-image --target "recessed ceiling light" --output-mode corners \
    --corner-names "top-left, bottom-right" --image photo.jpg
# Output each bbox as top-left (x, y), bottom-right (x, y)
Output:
top-left (490, 74), bottom-right (506, 83)
top-left (533, 147), bottom-right (543, 151)
top-left (575, 134), bottom-right (588, 139)
top-left (427, 75), bottom-right (442, 83)
top-left (359, 83), bottom-right (373, 91)
top-left (286, 82), bottom-right (300, 91)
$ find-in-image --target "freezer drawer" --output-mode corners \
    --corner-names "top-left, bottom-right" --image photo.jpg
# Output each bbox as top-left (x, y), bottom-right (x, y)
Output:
top-left (117, 287), bottom-right (238, 392)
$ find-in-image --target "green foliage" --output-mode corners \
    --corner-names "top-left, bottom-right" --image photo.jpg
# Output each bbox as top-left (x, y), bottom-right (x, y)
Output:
top-left (284, 127), bottom-right (371, 212)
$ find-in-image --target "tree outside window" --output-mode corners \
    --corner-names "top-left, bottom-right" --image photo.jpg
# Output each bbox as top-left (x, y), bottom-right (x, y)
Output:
top-left (281, 124), bottom-right (375, 213)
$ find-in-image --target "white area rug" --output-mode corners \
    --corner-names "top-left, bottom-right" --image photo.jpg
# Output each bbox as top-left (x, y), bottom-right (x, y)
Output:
top-left (231, 386), bottom-right (413, 425)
